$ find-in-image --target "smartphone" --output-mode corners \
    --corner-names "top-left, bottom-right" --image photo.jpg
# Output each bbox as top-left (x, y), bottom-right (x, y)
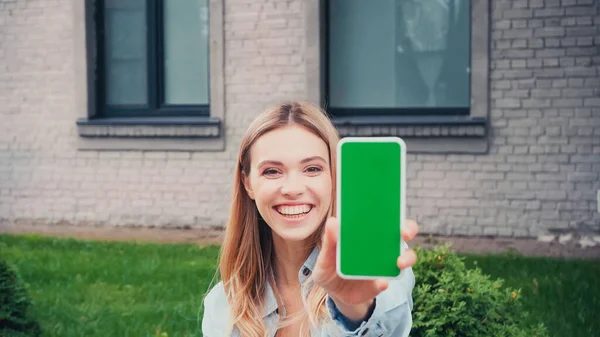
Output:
top-left (336, 137), bottom-right (406, 279)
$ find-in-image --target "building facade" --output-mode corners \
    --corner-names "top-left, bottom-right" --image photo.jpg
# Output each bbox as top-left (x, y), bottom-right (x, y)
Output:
top-left (1, 0), bottom-right (599, 237)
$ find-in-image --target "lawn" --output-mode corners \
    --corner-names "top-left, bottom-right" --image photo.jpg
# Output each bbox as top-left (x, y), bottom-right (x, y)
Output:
top-left (462, 253), bottom-right (600, 337)
top-left (0, 234), bottom-right (220, 337)
top-left (1, 234), bottom-right (599, 337)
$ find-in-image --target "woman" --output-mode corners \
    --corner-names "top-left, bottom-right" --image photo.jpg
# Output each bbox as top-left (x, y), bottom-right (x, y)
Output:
top-left (202, 101), bottom-right (419, 336)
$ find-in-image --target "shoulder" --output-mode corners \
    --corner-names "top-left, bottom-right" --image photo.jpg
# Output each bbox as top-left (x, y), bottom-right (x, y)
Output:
top-left (204, 281), bottom-right (229, 312)
top-left (202, 281), bottom-right (232, 335)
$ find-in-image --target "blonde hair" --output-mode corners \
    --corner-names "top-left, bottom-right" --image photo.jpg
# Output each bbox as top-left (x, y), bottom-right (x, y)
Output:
top-left (218, 101), bottom-right (340, 336)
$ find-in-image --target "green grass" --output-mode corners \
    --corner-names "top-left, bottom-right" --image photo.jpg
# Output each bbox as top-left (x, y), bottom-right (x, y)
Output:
top-left (1, 234), bottom-right (599, 337)
top-left (463, 253), bottom-right (600, 337)
top-left (0, 234), bottom-right (220, 337)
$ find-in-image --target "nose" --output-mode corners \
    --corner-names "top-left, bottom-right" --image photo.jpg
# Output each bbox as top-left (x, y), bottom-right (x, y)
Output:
top-left (280, 173), bottom-right (306, 197)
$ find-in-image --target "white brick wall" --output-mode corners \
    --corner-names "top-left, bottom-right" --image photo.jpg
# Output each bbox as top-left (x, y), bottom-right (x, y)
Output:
top-left (410, 0), bottom-right (600, 237)
top-left (0, 0), bottom-right (310, 229)
top-left (1, 0), bottom-right (599, 237)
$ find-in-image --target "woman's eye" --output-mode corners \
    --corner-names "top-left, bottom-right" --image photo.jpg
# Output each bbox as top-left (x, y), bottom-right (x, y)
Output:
top-left (306, 166), bottom-right (323, 173)
top-left (263, 168), bottom-right (280, 176)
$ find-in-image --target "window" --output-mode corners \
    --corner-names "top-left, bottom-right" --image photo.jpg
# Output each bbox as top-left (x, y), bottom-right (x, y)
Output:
top-left (314, 0), bottom-right (489, 154)
top-left (97, 0), bottom-right (209, 118)
top-left (326, 0), bottom-right (471, 116)
top-left (75, 0), bottom-right (225, 151)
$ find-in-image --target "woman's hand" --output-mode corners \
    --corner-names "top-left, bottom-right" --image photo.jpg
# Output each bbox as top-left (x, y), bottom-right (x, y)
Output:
top-left (312, 217), bottom-right (418, 322)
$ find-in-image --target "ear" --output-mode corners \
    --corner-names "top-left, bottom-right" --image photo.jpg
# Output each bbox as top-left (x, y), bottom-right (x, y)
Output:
top-left (242, 172), bottom-right (255, 200)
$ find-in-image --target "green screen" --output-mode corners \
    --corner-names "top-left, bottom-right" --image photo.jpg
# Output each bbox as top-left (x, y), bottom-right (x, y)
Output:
top-left (339, 140), bottom-right (402, 277)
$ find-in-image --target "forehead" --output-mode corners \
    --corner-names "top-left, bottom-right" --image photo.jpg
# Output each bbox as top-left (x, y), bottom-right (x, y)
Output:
top-left (250, 125), bottom-right (329, 165)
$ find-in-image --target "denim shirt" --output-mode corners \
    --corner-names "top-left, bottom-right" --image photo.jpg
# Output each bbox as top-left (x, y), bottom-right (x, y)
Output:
top-left (202, 241), bottom-right (415, 336)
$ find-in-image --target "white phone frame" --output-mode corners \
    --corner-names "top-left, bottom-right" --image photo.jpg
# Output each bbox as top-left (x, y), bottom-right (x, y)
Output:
top-left (336, 136), bottom-right (407, 280)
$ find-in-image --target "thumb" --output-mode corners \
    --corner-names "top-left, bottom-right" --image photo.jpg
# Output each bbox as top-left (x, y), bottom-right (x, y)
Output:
top-left (321, 217), bottom-right (339, 259)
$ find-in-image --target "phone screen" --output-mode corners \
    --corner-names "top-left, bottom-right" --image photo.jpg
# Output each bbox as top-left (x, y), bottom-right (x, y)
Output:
top-left (336, 137), bottom-right (405, 279)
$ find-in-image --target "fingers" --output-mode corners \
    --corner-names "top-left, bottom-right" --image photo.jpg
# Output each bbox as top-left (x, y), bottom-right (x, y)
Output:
top-left (374, 278), bottom-right (389, 292)
top-left (397, 249), bottom-right (417, 270)
top-left (399, 220), bottom-right (418, 269)
top-left (401, 219), bottom-right (419, 242)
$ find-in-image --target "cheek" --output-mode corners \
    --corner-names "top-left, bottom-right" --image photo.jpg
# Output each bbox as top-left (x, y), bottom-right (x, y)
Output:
top-left (312, 175), bottom-right (333, 204)
top-left (252, 179), bottom-right (279, 205)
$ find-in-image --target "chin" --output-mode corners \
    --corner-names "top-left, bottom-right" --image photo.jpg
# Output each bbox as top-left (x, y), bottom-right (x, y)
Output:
top-left (270, 212), bottom-right (322, 243)
top-left (273, 226), bottom-right (319, 243)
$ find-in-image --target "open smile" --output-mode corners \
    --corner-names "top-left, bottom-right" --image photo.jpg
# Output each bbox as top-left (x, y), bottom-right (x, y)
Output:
top-left (273, 204), bottom-right (314, 218)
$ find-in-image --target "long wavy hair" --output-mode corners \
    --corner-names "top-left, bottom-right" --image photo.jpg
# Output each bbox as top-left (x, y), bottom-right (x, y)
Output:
top-left (218, 101), bottom-right (340, 336)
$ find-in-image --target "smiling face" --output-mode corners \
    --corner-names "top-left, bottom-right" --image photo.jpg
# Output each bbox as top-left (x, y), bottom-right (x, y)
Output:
top-left (243, 125), bottom-right (332, 244)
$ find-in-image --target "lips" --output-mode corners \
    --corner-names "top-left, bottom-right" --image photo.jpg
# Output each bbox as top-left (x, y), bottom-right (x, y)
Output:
top-left (274, 204), bottom-right (313, 216)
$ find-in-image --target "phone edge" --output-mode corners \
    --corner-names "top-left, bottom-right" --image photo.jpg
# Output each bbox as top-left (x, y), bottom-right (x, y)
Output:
top-left (336, 136), bottom-right (407, 280)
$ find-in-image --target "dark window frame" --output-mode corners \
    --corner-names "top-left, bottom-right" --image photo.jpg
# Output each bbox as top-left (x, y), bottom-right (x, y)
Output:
top-left (94, 0), bottom-right (210, 119)
top-left (323, 0), bottom-right (472, 118)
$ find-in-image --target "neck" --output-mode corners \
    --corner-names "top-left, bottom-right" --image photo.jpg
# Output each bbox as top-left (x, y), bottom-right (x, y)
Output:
top-left (271, 233), bottom-right (313, 287)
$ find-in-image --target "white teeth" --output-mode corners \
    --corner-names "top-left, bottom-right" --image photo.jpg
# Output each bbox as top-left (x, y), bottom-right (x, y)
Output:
top-left (276, 204), bottom-right (311, 215)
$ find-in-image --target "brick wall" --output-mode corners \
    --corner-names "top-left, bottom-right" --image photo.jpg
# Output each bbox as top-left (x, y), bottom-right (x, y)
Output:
top-left (0, 0), bottom-right (309, 229)
top-left (412, 0), bottom-right (600, 236)
top-left (1, 0), bottom-right (599, 237)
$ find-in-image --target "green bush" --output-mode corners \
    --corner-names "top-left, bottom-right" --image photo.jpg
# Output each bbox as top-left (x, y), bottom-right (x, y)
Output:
top-left (410, 244), bottom-right (548, 337)
top-left (0, 258), bottom-right (42, 337)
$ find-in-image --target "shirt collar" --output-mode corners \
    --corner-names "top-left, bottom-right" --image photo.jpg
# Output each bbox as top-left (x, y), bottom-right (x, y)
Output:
top-left (261, 245), bottom-right (320, 318)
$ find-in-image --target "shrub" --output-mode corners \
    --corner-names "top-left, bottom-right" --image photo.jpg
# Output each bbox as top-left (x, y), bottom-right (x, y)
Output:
top-left (410, 244), bottom-right (548, 337)
top-left (0, 258), bottom-right (42, 337)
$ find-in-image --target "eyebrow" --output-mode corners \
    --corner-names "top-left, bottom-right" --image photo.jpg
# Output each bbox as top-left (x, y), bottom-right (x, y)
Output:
top-left (257, 156), bottom-right (328, 168)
